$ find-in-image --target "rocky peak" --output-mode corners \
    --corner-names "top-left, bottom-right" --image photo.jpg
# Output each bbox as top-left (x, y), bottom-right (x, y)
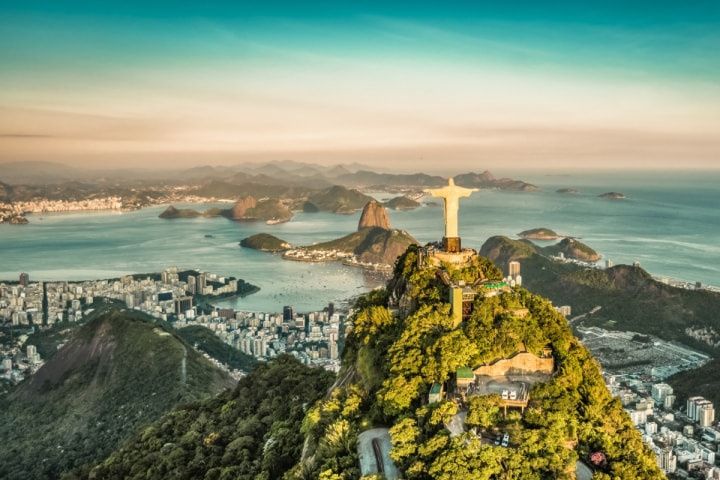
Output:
top-left (357, 200), bottom-right (391, 231)
top-left (231, 195), bottom-right (257, 219)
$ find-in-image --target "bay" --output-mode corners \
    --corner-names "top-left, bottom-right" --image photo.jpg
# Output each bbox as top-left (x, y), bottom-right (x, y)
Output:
top-left (0, 170), bottom-right (718, 312)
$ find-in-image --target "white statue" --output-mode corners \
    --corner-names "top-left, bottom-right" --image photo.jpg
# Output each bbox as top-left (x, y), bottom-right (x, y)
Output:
top-left (425, 178), bottom-right (477, 239)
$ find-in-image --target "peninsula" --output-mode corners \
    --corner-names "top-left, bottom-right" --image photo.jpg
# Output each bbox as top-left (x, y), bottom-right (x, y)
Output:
top-left (250, 200), bottom-right (418, 270)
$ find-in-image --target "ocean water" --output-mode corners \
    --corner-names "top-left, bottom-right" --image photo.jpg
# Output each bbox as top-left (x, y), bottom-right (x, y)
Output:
top-left (0, 171), bottom-right (718, 312)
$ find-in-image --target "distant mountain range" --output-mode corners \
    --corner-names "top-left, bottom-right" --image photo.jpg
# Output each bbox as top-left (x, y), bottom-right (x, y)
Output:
top-left (2, 158), bottom-right (555, 201)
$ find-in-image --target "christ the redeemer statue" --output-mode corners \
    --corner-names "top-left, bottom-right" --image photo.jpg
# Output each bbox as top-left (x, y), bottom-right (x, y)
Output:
top-left (425, 178), bottom-right (477, 253)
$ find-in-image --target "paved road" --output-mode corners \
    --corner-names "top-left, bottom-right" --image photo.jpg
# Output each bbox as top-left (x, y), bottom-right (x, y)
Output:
top-left (357, 428), bottom-right (400, 480)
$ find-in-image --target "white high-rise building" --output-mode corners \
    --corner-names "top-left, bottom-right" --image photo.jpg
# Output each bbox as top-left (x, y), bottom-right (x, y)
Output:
top-left (652, 383), bottom-right (674, 405)
top-left (657, 447), bottom-right (676, 474)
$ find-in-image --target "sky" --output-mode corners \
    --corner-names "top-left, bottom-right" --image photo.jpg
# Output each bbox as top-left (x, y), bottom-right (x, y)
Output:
top-left (1, 1), bottom-right (719, 171)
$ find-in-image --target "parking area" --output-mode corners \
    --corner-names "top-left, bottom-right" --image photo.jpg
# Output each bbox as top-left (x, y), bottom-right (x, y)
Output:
top-left (472, 375), bottom-right (529, 402)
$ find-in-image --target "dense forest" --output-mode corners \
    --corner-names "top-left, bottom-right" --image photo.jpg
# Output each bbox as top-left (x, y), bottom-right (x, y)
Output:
top-left (291, 245), bottom-right (663, 479)
top-left (0, 307), bottom-right (232, 480)
top-left (480, 235), bottom-right (720, 355)
top-left (81, 355), bottom-right (334, 480)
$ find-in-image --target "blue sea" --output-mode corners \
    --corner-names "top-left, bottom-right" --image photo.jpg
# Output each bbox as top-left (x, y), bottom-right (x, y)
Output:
top-left (0, 170), bottom-right (718, 312)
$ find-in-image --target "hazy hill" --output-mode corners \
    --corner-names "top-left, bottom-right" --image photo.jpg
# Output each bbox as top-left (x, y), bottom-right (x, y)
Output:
top-left (0, 307), bottom-right (233, 480)
top-left (454, 171), bottom-right (539, 191)
top-left (85, 355), bottom-right (334, 480)
top-left (336, 170), bottom-right (445, 187)
top-left (304, 185), bottom-right (374, 214)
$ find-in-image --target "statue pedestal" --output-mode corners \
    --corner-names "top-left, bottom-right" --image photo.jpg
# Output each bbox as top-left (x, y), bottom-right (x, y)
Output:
top-left (442, 237), bottom-right (461, 253)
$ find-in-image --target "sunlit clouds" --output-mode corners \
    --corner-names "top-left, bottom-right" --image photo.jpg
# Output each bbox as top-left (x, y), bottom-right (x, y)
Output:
top-left (1, 4), bottom-right (719, 170)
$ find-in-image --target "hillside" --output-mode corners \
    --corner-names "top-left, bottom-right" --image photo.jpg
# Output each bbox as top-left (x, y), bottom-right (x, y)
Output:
top-left (304, 186), bottom-right (375, 214)
top-left (84, 356), bottom-right (334, 480)
top-left (544, 237), bottom-right (601, 262)
top-left (480, 236), bottom-right (720, 353)
top-left (240, 233), bottom-right (292, 252)
top-left (0, 307), bottom-right (233, 480)
top-left (176, 325), bottom-right (257, 372)
top-left (310, 227), bottom-right (418, 265)
top-left (290, 245), bottom-right (662, 479)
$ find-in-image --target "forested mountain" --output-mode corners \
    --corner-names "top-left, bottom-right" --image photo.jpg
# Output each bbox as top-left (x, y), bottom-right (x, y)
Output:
top-left (0, 307), bottom-right (233, 480)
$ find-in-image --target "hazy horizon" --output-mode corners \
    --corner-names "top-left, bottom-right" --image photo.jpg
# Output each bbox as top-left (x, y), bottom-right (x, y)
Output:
top-left (1, 1), bottom-right (719, 170)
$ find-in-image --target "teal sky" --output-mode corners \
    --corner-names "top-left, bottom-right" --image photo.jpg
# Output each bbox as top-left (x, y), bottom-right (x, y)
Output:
top-left (1, 1), bottom-right (719, 169)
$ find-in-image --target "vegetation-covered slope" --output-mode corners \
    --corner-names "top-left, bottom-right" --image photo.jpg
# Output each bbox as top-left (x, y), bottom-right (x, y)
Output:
top-left (85, 355), bottom-right (335, 480)
top-left (176, 325), bottom-right (258, 372)
top-left (0, 306), bottom-right (233, 480)
top-left (291, 245), bottom-right (662, 479)
top-left (668, 357), bottom-right (720, 410)
top-left (304, 186), bottom-right (374, 214)
top-left (310, 227), bottom-right (417, 265)
top-left (481, 236), bottom-right (720, 354)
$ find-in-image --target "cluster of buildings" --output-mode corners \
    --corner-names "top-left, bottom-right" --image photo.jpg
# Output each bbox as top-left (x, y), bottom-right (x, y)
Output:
top-left (0, 196), bottom-right (124, 220)
top-left (607, 377), bottom-right (720, 478)
top-left (174, 303), bottom-right (345, 372)
top-left (0, 337), bottom-right (44, 384)
top-left (282, 247), bottom-right (393, 272)
top-left (1, 267), bottom-right (349, 384)
top-left (0, 203), bottom-right (28, 224)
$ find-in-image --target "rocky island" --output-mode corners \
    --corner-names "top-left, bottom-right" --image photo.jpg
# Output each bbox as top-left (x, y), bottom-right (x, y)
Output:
top-left (518, 227), bottom-right (562, 240)
top-left (240, 233), bottom-right (292, 252)
top-left (556, 187), bottom-right (579, 194)
top-left (599, 191), bottom-right (627, 200)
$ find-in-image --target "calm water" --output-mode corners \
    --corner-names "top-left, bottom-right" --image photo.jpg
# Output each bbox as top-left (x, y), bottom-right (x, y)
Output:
top-left (1, 171), bottom-right (718, 311)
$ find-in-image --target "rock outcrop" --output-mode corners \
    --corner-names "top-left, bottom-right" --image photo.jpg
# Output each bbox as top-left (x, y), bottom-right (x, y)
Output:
top-left (230, 196), bottom-right (258, 219)
top-left (357, 200), bottom-right (391, 231)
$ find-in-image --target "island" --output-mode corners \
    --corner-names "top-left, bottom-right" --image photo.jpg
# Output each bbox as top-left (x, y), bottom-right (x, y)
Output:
top-left (302, 185), bottom-right (373, 214)
top-left (518, 227), bottom-right (562, 240)
top-left (159, 196), bottom-right (293, 224)
top-left (599, 192), bottom-right (627, 200)
top-left (240, 233), bottom-right (292, 252)
top-left (556, 188), bottom-right (579, 194)
top-left (383, 195), bottom-right (420, 210)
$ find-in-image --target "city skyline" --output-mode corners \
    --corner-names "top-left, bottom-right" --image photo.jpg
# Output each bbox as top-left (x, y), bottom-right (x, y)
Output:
top-left (1, 1), bottom-right (719, 170)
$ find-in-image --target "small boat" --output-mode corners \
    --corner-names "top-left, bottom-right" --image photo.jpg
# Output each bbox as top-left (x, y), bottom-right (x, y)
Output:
top-left (204, 234), bottom-right (214, 238)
